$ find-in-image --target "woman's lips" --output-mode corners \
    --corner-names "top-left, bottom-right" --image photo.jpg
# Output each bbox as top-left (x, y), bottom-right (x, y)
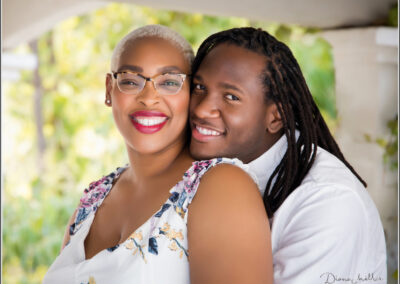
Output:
top-left (130, 111), bottom-right (168, 134)
top-left (191, 124), bottom-right (223, 142)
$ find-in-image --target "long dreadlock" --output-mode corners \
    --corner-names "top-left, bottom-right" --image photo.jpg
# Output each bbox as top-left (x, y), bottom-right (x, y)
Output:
top-left (191, 27), bottom-right (367, 217)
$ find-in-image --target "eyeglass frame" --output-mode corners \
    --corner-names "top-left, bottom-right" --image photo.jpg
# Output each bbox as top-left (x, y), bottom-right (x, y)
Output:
top-left (110, 71), bottom-right (189, 95)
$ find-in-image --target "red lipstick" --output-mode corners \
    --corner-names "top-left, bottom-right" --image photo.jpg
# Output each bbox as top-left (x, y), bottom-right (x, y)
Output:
top-left (130, 111), bottom-right (168, 134)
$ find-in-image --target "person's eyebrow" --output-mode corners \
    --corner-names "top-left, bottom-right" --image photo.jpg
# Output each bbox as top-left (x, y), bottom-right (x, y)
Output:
top-left (158, 66), bottom-right (184, 74)
top-left (192, 74), bottom-right (203, 81)
top-left (218, 82), bottom-right (244, 94)
top-left (117, 65), bottom-right (142, 73)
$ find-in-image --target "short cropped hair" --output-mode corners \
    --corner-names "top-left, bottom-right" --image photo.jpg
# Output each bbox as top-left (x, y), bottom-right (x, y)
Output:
top-left (111, 24), bottom-right (194, 71)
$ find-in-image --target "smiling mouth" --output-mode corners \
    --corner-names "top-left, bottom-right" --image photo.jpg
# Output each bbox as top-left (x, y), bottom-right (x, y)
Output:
top-left (195, 125), bottom-right (222, 136)
top-left (129, 111), bottom-right (169, 134)
top-left (192, 123), bottom-right (224, 142)
top-left (133, 116), bottom-right (168, 126)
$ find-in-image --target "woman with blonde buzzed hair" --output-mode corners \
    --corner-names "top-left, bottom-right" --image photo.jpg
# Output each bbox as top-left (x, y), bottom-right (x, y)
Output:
top-left (43, 25), bottom-right (273, 284)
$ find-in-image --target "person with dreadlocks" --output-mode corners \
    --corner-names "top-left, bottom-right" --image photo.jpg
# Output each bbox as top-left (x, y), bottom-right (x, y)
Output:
top-left (189, 27), bottom-right (386, 283)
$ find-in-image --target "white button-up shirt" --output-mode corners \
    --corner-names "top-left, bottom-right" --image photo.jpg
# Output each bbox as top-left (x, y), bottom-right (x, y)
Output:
top-left (248, 133), bottom-right (387, 284)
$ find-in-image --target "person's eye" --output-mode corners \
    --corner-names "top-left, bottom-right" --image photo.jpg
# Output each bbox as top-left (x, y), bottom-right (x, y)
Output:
top-left (225, 93), bottom-right (239, 101)
top-left (192, 83), bottom-right (205, 93)
top-left (160, 80), bottom-right (180, 87)
top-left (120, 79), bottom-right (140, 86)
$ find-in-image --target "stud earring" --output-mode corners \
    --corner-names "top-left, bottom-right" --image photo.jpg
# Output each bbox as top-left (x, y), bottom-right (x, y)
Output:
top-left (106, 99), bottom-right (111, 104)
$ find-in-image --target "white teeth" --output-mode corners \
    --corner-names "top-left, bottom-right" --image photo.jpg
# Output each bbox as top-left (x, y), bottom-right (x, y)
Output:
top-left (196, 125), bottom-right (221, 136)
top-left (134, 117), bottom-right (167, 126)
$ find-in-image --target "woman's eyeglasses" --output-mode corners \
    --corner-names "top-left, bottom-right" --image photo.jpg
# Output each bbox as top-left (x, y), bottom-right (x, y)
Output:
top-left (111, 71), bottom-right (188, 96)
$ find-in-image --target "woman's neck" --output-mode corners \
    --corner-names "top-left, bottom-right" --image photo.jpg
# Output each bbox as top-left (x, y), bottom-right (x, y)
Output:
top-left (124, 139), bottom-right (193, 188)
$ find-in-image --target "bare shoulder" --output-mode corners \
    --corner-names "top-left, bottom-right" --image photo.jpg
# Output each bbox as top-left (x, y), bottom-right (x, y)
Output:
top-left (189, 163), bottom-right (265, 216)
top-left (197, 162), bottom-right (261, 197)
top-left (188, 163), bottom-right (272, 284)
top-left (188, 162), bottom-right (268, 230)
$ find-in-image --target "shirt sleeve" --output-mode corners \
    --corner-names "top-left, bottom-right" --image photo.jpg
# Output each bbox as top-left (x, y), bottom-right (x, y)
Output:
top-left (272, 184), bottom-right (386, 284)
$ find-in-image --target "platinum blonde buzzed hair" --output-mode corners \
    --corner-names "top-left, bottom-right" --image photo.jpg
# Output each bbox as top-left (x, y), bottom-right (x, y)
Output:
top-left (111, 24), bottom-right (194, 71)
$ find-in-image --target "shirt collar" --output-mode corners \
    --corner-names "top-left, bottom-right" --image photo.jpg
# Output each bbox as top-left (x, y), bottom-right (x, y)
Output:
top-left (247, 130), bottom-right (299, 196)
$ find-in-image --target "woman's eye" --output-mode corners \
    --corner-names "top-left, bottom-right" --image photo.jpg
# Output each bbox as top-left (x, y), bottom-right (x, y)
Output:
top-left (120, 79), bottom-right (139, 86)
top-left (225, 94), bottom-right (239, 101)
top-left (160, 80), bottom-right (180, 87)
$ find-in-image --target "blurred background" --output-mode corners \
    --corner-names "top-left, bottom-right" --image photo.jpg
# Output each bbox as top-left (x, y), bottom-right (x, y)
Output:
top-left (2, 1), bottom-right (398, 283)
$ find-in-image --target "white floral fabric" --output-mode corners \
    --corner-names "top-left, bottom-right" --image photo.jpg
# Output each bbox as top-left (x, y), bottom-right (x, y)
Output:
top-left (43, 157), bottom-right (255, 284)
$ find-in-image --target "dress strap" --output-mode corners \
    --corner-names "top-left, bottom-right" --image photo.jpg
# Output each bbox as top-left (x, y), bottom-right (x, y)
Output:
top-left (69, 165), bottom-right (127, 236)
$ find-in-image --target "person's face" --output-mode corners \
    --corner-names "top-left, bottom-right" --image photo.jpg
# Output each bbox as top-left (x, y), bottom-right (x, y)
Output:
top-left (106, 37), bottom-right (190, 155)
top-left (190, 44), bottom-right (282, 163)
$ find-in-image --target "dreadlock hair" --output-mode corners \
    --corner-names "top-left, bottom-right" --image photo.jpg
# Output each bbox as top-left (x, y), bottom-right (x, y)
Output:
top-left (192, 27), bottom-right (367, 217)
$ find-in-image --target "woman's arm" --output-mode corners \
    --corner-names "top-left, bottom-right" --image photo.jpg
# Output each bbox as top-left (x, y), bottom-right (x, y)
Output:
top-left (188, 164), bottom-right (273, 284)
top-left (60, 209), bottom-right (77, 252)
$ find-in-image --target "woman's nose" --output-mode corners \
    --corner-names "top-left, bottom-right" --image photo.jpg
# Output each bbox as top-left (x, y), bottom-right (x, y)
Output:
top-left (136, 81), bottom-right (161, 106)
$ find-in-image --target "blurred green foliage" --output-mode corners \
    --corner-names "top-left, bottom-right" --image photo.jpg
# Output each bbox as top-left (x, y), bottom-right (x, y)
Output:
top-left (388, 3), bottom-right (398, 27)
top-left (2, 3), bottom-right (336, 283)
top-left (364, 115), bottom-right (398, 171)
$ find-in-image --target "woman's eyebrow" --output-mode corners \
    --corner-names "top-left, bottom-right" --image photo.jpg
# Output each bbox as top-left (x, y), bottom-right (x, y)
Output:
top-left (117, 65), bottom-right (142, 73)
top-left (158, 66), bottom-right (183, 73)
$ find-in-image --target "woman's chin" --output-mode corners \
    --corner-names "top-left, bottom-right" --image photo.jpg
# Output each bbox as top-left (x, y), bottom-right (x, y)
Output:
top-left (127, 144), bottom-right (167, 155)
top-left (125, 137), bottom-right (185, 156)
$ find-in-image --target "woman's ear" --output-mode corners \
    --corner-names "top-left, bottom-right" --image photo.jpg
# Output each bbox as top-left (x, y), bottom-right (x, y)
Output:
top-left (105, 73), bottom-right (112, 107)
top-left (265, 103), bottom-right (283, 134)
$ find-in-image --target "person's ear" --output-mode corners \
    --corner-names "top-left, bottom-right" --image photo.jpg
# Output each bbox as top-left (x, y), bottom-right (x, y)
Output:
top-left (265, 102), bottom-right (283, 134)
top-left (105, 73), bottom-right (112, 107)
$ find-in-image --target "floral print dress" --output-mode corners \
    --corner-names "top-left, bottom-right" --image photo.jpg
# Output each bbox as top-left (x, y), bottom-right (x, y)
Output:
top-left (43, 158), bottom-right (257, 284)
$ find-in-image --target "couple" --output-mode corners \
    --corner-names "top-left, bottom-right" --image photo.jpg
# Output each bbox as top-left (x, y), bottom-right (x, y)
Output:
top-left (44, 25), bottom-right (386, 283)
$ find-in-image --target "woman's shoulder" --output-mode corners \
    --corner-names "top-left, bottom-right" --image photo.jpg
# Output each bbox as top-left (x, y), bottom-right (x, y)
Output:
top-left (186, 157), bottom-right (257, 184)
top-left (186, 159), bottom-right (271, 283)
top-left (174, 158), bottom-right (258, 218)
top-left (180, 157), bottom-right (255, 194)
top-left (181, 157), bottom-right (260, 209)
top-left (187, 157), bottom-right (268, 229)
top-left (194, 159), bottom-right (260, 199)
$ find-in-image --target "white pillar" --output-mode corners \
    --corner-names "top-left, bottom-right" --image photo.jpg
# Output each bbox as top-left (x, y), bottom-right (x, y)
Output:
top-left (322, 27), bottom-right (398, 283)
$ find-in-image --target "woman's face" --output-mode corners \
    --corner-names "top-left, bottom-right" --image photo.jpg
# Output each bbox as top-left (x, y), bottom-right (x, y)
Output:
top-left (190, 44), bottom-right (278, 163)
top-left (106, 37), bottom-right (190, 155)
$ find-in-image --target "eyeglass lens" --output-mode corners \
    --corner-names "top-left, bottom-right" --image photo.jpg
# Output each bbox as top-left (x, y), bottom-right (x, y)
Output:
top-left (117, 73), bottom-right (184, 95)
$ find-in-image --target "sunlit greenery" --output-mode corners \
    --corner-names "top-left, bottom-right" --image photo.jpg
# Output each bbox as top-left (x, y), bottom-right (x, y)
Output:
top-left (2, 3), bottom-right (336, 283)
top-left (365, 115), bottom-right (398, 171)
top-left (388, 3), bottom-right (398, 27)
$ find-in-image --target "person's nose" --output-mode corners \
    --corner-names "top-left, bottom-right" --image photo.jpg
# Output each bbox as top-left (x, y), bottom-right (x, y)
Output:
top-left (136, 81), bottom-right (160, 107)
top-left (191, 93), bottom-right (220, 120)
